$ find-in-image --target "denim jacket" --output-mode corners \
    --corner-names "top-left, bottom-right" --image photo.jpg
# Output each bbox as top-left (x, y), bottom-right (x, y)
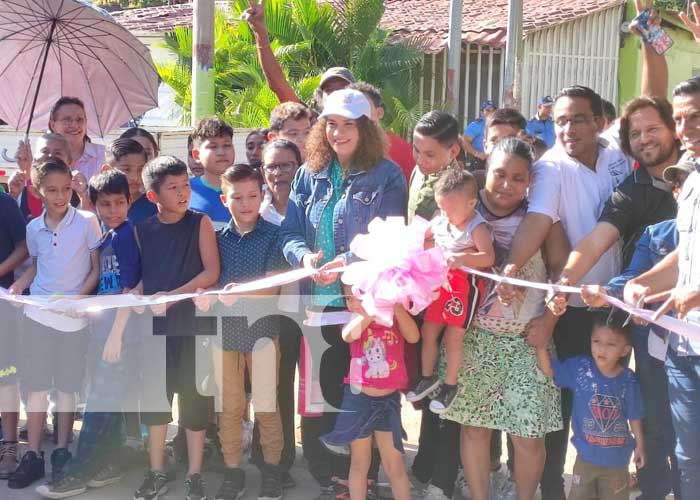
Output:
top-left (606, 219), bottom-right (678, 347)
top-left (606, 219), bottom-right (678, 298)
top-left (280, 158), bottom-right (408, 296)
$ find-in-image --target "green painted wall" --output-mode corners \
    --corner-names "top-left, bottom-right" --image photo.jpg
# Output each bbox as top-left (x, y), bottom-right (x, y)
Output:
top-left (618, 0), bottom-right (700, 106)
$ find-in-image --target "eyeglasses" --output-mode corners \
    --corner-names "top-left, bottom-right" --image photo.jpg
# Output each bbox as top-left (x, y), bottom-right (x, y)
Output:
top-left (554, 115), bottom-right (595, 127)
top-left (263, 162), bottom-right (297, 173)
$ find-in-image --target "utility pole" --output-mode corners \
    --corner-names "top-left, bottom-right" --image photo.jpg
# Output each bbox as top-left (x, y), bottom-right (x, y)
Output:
top-left (446, 0), bottom-right (463, 115)
top-left (502, 0), bottom-right (523, 109)
top-left (191, 0), bottom-right (215, 124)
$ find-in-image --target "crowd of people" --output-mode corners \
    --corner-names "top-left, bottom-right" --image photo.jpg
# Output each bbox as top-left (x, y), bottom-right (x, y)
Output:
top-left (1, 3), bottom-right (700, 500)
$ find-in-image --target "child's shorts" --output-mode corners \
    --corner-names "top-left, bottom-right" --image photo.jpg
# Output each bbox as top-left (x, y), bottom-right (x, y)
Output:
top-left (321, 386), bottom-right (406, 453)
top-left (139, 335), bottom-right (211, 432)
top-left (568, 456), bottom-right (629, 500)
top-left (20, 317), bottom-right (88, 394)
top-left (424, 269), bottom-right (485, 329)
top-left (0, 302), bottom-right (20, 386)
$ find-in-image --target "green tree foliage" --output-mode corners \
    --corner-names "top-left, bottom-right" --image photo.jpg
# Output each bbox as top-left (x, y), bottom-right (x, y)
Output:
top-left (655, 0), bottom-right (695, 12)
top-left (156, 0), bottom-right (427, 136)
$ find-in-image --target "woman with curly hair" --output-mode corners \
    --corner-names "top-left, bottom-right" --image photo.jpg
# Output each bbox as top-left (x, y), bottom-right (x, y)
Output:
top-left (280, 88), bottom-right (407, 499)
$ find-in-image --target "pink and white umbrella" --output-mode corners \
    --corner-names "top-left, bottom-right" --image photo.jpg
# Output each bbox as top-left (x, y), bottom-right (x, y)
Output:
top-left (0, 0), bottom-right (159, 138)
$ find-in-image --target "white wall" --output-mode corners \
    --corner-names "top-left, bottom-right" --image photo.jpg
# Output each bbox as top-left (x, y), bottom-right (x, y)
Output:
top-left (521, 6), bottom-right (624, 118)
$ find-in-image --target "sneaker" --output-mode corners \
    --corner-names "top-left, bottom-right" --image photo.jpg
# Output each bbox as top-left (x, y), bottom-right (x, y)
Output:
top-left (421, 483), bottom-right (452, 500)
top-left (8, 450), bottom-right (45, 489)
top-left (313, 484), bottom-right (336, 500)
top-left (50, 448), bottom-right (72, 482)
top-left (0, 441), bottom-right (19, 479)
top-left (36, 473), bottom-right (87, 499)
top-left (258, 465), bottom-right (283, 500)
top-left (185, 473), bottom-right (207, 500)
top-left (215, 468), bottom-right (245, 500)
top-left (133, 470), bottom-right (169, 500)
top-left (86, 463), bottom-right (123, 488)
top-left (429, 384), bottom-right (457, 414)
top-left (406, 376), bottom-right (441, 402)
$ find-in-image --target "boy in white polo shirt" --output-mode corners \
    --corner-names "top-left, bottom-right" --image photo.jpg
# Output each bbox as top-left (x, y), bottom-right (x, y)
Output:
top-left (8, 159), bottom-right (101, 490)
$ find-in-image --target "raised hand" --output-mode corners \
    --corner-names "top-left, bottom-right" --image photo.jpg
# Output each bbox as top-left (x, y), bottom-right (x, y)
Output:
top-left (679, 2), bottom-right (700, 44)
top-left (243, 0), bottom-right (267, 36)
top-left (15, 139), bottom-right (32, 173)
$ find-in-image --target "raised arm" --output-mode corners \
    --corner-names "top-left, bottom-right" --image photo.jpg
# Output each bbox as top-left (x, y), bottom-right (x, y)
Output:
top-left (243, 0), bottom-right (301, 104)
top-left (634, 0), bottom-right (669, 98)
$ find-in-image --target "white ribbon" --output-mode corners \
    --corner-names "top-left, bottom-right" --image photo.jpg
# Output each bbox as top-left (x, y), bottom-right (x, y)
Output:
top-left (0, 267), bottom-right (318, 314)
top-left (460, 266), bottom-right (700, 343)
top-left (3, 264), bottom-right (699, 343)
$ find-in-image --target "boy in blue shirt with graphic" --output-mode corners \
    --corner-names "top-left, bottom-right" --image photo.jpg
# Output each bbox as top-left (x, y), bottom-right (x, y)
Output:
top-left (553, 309), bottom-right (645, 500)
top-left (189, 117), bottom-right (236, 229)
top-left (37, 169), bottom-right (142, 499)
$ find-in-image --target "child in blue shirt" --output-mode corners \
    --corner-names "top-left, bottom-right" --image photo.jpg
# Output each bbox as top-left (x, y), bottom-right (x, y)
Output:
top-left (37, 169), bottom-right (142, 499)
top-left (553, 309), bottom-right (645, 500)
top-left (189, 117), bottom-right (236, 229)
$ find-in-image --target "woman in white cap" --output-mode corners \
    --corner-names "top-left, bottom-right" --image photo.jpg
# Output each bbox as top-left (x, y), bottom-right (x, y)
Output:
top-left (279, 88), bottom-right (407, 500)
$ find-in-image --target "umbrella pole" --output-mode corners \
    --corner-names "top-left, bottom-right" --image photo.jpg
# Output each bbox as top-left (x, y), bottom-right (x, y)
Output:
top-left (24, 18), bottom-right (58, 140)
top-left (1, 18), bottom-right (58, 162)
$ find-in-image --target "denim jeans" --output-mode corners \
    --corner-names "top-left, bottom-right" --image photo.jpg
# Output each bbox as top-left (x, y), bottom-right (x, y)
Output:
top-left (665, 348), bottom-right (700, 500)
top-left (64, 338), bottom-right (137, 478)
top-left (633, 329), bottom-right (681, 500)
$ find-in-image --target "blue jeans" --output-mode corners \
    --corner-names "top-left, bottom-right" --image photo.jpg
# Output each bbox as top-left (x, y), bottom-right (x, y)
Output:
top-left (64, 338), bottom-right (137, 478)
top-left (633, 329), bottom-right (681, 500)
top-left (665, 348), bottom-right (700, 500)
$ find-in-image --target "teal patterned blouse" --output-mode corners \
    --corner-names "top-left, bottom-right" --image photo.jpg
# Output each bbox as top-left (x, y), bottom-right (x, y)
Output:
top-left (312, 159), bottom-right (344, 307)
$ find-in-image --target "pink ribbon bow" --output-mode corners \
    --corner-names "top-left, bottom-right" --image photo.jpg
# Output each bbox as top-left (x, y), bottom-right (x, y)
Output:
top-left (341, 216), bottom-right (448, 326)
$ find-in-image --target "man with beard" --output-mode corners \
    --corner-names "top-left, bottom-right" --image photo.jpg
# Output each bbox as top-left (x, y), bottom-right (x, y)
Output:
top-left (556, 95), bottom-right (679, 284)
top-left (548, 95), bottom-right (681, 500)
top-left (630, 76), bottom-right (700, 500)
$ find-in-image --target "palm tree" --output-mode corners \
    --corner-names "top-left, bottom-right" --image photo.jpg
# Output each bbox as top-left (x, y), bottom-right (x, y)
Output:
top-left (156, 0), bottom-right (427, 137)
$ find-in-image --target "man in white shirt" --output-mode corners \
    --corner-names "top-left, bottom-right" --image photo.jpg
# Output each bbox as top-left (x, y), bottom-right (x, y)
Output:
top-left (503, 85), bottom-right (632, 499)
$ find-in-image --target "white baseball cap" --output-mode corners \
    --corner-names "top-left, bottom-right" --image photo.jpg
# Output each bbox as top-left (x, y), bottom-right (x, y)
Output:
top-left (319, 89), bottom-right (372, 120)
